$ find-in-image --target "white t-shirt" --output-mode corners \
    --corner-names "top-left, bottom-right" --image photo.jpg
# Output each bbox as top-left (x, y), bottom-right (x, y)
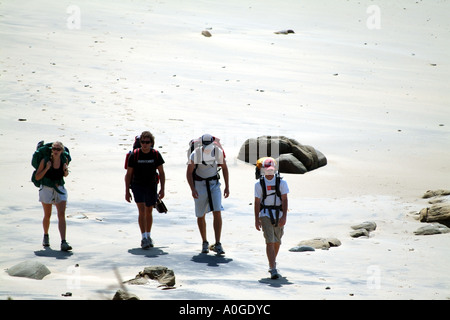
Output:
top-left (254, 176), bottom-right (289, 218)
top-left (190, 146), bottom-right (225, 179)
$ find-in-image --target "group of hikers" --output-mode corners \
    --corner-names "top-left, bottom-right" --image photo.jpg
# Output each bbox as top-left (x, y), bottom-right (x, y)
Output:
top-left (32, 131), bottom-right (290, 279)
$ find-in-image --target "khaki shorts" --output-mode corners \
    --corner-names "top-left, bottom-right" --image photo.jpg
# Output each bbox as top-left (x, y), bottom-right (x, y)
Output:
top-left (39, 185), bottom-right (68, 204)
top-left (194, 179), bottom-right (223, 217)
top-left (260, 216), bottom-right (284, 244)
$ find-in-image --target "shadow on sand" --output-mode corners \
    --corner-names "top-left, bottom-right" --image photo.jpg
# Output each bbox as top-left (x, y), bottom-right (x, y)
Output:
top-left (258, 276), bottom-right (293, 288)
top-left (128, 247), bottom-right (169, 258)
top-left (191, 253), bottom-right (233, 267)
top-left (34, 247), bottom-right (73, 259)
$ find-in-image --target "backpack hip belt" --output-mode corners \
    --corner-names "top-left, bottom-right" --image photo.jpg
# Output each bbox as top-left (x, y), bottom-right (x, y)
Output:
top-left (260, 204), bottom-right (282, 227)
top-left (194, 173), bottom-right (220, 213)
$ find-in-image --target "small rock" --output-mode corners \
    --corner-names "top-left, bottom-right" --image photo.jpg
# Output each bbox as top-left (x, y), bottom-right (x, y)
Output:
top-left (274, 29), bottom-right (295, 34)
top-left (350, 228), bottom-right (369, 238)
top-left (7, 261), bottom-right (51, 280)
top-left (289, 245), bottom-right (315, 252)
top-left (413, 223), bottom-right (450, 235)
top-left (295, 237), bottom-right (341, 250)
top-left (125, 266), bottom-right (176, 287)
top-left (422, 189), bottom-right (450, 199)
top-left (201, 30), bottom-right (212, 37)
top-left (112, 289), bottom-right (140, 300)
top-left (351, 221), bottom-right (377, 232)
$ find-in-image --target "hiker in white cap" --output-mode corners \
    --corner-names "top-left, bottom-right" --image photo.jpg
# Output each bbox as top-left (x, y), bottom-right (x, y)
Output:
top-left (186, 134), bottom-right (229, 254)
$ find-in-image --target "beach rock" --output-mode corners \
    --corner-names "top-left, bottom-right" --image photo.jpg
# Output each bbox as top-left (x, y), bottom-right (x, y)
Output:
top-left (295, 237), bottom-right (341, 250)
top-left (7, 260), bottom-right (51, 280)
top-left (419, 204), bottom-right (450, 227)
top-left (112, 289), bottom-right (140, 300)
top-left (350, 228), bottom-right (369, 238)
top-left (413, 223), bottom-right (450, 235)
top-left (289, 245), bottom-right (315, 252)
top-left (201, 30), bottom-right (212, 37)
top-left (422, 189), bottom-right (450, 199)
top-left (278, 153), bottom-right (307, 174)
top-left (237, 136), bottom-right (327, 174)
top-left (351, 221), bottom-right (377, 232)
top-left (274, 29), bottom-right (295, 34)
top-left (125, 266), bottom-right (176, 287)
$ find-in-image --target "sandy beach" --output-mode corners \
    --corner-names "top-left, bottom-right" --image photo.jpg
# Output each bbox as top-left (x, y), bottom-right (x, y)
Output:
top-left (1, 0), bottom-right (449, 301)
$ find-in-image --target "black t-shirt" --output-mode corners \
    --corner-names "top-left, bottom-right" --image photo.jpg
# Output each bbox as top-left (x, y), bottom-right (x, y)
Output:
top-left (44, 160), bottom-right (65, 181)
top-left (128, 148), bottom-right (164, 187)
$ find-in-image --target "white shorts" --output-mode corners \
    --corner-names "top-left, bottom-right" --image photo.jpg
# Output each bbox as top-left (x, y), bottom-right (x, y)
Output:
top-left (194, 179), bottom-right (223, 217)
top-left (39, 185), bottom-right (68, 204)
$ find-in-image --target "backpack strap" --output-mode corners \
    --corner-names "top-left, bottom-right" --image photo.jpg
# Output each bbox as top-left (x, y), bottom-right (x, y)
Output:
top-left (259, 174), bottom-right (282, 227)
top-left (133, 148), bottom-right (140, 162)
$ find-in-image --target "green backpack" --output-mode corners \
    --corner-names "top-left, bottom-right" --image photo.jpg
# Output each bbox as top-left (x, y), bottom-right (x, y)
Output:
top-left (31, 141), bottom-right (71, 192)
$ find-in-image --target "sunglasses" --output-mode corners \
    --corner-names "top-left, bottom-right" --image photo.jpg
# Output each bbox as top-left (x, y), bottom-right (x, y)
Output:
top-left (52, 148), bottom-right (62, 152)
top-left (140, 141), bottom-right (152, 145)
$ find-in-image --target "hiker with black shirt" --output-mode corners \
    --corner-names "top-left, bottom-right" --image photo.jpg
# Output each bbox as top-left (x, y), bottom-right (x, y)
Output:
top-left (125, 131), bottom-right (165, 249)
top-left (254, 157), bottom-right (289, 279)
top-left (186, 134), bottom-right (229, 254)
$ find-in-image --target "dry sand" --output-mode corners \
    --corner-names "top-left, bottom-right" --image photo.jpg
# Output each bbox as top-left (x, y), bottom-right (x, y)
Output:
top-left (1, 0), bottom-right (449, 300)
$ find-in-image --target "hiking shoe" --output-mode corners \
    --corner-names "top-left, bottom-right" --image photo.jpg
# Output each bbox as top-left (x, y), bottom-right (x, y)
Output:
top-left (42, 234), bottom-right (50, 247)
top-left (201, 241), bottom-right (209, 253)
top-left (269, 268), bottom-right (280, 280)
top-left (213, 242), bottom-right (225, 255)
top-left (61, 240), bottom-right (72, 252)
top-left (141, 238), bottom-right (150, 249)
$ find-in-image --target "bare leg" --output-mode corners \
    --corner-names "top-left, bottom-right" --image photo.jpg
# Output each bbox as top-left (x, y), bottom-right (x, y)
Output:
top-left (136, 203), bottom-right (153, 233)
top-left (212, 211), bottom-right (222, 244)
top-left (42, 203), bottom-right (52, 235)
top-left (197, 215), bottom-right (207, 242)
top-left (55, 201), bottom-right (67, 240)
top-left (266, 242), bottom-right (281, 270)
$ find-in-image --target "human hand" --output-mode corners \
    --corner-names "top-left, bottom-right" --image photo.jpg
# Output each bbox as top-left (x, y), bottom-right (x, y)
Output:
top-left (278, 215), bottom-right (287, 227)
top-left (255, 219), bottom-right (261, 231)
top-left (125, 191), bottom-right (132, 203)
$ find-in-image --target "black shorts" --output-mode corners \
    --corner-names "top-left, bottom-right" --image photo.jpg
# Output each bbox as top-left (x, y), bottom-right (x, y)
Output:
top-left (131, 184), bottom-right (158, 207)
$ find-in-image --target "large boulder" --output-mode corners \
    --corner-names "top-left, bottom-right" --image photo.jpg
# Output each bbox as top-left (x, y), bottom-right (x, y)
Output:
top-left (7, 260), bottom-right (51, 280)
top-left (237, 136), bottom-right (327, 174)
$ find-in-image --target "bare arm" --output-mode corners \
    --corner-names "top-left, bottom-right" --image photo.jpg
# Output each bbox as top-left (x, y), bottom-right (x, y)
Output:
top-left (35, 159), bottom-right (51, 181)
top-left (157, 164), bottom-right (165, 199)
top-left (186, 161), bottom-right (198, 199)
top-left (125, 167), bottom-right (133, 202)
top-left (254, 197), bottom-right (261, 231)
top-left (279, 194), bottom-right (288, 227)
top-left (219, 159), bottom-right (229, 198)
